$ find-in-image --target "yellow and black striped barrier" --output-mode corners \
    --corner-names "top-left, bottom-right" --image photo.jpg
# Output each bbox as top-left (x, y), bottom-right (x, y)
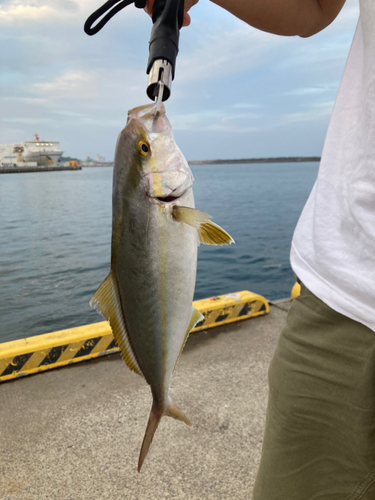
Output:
top-left (291, 282), bottom-right (301, 299)
top-left (192, 290), bottom-right (268, 331)
top-left (0, 290), bottom-right (268, 384)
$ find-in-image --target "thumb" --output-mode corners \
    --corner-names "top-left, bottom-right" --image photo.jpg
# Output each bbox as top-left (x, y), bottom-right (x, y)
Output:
top-left (144, 0), bottom-right (154, 17)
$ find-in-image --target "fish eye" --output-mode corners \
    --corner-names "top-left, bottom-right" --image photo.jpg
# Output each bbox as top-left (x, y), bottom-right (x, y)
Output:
top-left (137, 140), bottom-right (150, 157)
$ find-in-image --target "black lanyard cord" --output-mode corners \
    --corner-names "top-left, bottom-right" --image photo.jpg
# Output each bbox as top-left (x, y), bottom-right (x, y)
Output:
top-left (84, 0), bottom-right (146, 36)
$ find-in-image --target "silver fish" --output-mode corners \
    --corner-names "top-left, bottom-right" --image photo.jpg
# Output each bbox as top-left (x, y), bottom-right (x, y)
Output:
top-left (91, 102), bottom-right (234, 471)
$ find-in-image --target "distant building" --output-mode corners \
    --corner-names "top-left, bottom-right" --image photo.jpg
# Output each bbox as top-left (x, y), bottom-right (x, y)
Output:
top-left (96, 154), bottom-right (105, 163)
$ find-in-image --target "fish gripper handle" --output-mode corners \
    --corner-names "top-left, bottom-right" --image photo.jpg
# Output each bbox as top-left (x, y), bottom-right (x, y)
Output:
top-left (147, 0), bottom-right (184, 79)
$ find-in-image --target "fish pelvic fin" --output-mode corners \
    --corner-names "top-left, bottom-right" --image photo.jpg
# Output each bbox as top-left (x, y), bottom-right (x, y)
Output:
top-left (89, 272), bottom-right (143, 378)
top-left (138, 397), bottom-right (191, 472)
top-left (172, 206), bottom-right (235, 246)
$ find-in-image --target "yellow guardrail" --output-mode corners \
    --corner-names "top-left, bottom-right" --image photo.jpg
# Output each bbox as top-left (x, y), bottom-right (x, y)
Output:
top-left (192, 290), bottom-right (268, 331)
top-left (0, 290), bottom-right (268, 383)
top-left (290, 282), bottom-right (301, 300)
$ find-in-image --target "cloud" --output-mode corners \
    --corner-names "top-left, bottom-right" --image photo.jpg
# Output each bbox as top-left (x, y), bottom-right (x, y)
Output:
top-left (231, 103), bottom-right (261, 110)
top-left (31, 70), bottom-right (99, 100)
top-left (178, 22), bottom-right (287, 84)
top-left (0, 96), bottom-right (48, 104)
top-left (176, 0), bottom-right (359, 86)
top-left (54, 110), bottom-right (87, 117)
top-left (335, 1), bottom-right (360, 25)
top-left (285, 83), bottom-right (341, 96)
top-left (282, 101), bottom-right (335, 124)
top-left (171, 106), bottom-right (263, 133)
top-left (0, 0), bottom-right (78, 23)
top-left (3, 117), bottom-right (53, 125)
top-left (0, 126), bottom-right (30, 145)
top-left (0, 0), bottom-right (142, 25)
top-left (221, 112), bottom-right (262, 122)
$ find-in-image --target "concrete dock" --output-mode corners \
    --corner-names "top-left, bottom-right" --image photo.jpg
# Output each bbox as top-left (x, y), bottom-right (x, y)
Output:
top-left (0, 166), bottom-right (82, 174)
top-left (0, 301), bottom-right (290, 500)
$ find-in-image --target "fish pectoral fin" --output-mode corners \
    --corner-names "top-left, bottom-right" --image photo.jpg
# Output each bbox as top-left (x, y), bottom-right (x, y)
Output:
top-left (90, 272), bottom-right (143, 378)
top-left (172, 206), bottom-right (235, 246)
top-left (138, 398), bottom-right (191, 472)
top-left (198, 219), bottom-right (235, 246)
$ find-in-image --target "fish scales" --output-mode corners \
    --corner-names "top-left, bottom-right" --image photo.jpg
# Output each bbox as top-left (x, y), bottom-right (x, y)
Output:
top-left (90, 102), bottom-right (234, 471)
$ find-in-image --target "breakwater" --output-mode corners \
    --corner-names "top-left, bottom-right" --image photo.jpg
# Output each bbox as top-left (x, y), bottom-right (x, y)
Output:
top-left (189, 156), bottom-right (321, 165)
top-left (0, 166), bottom-right (82, 174)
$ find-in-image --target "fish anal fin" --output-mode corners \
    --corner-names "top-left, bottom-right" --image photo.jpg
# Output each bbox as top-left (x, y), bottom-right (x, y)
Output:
top-left (90, 272), bottom-right (143, 378)
top-left (173, 307), bottom-right (204, 373)
top-left (172, 206), bottom-right (234, 246)
top-left (187, 306), bottom-right (204, 333)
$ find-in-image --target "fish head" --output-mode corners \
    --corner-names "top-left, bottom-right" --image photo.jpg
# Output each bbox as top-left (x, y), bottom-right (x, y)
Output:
top-left (124, 103), bottom-right (193, 202)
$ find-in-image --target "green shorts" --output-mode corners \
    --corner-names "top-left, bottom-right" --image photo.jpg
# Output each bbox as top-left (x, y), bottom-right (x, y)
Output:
top-left (252, 282), bottom-right (375, 500)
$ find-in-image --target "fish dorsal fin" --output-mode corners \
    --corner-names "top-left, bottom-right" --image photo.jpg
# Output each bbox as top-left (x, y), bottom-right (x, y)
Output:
top-left (174, 307), bottom-right (204, 372)
top-left (90, 272), bottom-right (143, 377)
top-left (172, 206), bottom-right (235, 246)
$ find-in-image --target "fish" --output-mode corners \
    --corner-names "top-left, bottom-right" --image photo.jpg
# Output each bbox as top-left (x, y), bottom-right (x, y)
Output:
top-left (90, 102), bottom-right (234, 471)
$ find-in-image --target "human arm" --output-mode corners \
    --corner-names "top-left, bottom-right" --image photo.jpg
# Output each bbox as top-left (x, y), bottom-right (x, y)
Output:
top-left (210, 0), bottom-right (347, 37)
top-left (146, 0), bottom-right (346, 36)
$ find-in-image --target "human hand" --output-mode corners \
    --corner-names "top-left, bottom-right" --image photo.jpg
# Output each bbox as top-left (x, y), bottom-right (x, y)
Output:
top-left (145, 0), bottom-right (199, 27)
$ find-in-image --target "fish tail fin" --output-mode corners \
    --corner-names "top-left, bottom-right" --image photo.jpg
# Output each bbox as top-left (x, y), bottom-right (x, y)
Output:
top-left (165, 397), bottom-right (192, 427)
top-left (138, 401), bottom-right (162, 472)
top-left (138, 398), bottom-right (191, 472)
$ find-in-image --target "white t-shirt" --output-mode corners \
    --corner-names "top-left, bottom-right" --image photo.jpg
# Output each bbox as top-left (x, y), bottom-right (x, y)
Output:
top-left (290, 0), bottom-right (375, 331)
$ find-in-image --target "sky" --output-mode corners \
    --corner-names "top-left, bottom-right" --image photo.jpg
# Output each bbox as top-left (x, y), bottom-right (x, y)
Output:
top-left (0, 0), bottom-right (360, 161)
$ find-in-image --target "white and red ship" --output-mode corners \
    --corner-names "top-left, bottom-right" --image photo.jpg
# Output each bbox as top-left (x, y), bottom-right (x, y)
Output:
top-left (0, 134), bottom-right (63, 167)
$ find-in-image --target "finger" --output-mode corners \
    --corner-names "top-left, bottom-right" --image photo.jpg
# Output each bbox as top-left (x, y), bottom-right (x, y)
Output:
top-left (144, 0), bottom-right (154, 17)
top-left (146, 1), bottom-right (192, 26)
top-left (182, 11), bottom-right (191, 27)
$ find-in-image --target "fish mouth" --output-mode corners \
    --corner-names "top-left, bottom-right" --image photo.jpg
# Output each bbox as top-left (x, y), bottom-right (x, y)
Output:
top-left (144, 170), bottom-right (193, 203)
top-left (155, 194), bottom-right (182, 203)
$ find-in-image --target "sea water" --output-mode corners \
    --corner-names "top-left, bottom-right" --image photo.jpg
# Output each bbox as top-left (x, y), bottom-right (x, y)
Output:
top-left (0, 162), bottom-right (319, 342)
